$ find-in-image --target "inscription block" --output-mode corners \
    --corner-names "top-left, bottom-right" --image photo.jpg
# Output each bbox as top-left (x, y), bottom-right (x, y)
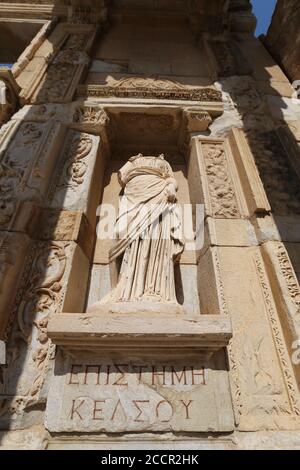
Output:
top-left (45, 353), bottom-right (234, 433)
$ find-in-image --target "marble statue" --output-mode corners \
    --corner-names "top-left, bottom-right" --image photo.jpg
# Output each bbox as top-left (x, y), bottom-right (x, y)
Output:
top-left (101, 154), bottom-right (184, 307)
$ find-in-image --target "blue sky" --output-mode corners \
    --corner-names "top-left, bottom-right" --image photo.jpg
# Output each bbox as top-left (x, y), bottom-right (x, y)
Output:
top-left (251, 0), bottom-right (277, 36)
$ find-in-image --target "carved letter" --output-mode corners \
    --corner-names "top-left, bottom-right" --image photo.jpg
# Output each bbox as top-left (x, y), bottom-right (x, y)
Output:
top-left (110, 399), bottom-right (127, 421)
top-left (171, 367), bottom-right (187, 385)
top-left (132, 400), bottom-right (150, 422)
top-left (93, 400), bottom-right (105, 420)
top-left (156, 400), bottom-right (173, 423)
top-left (191, 366), bottom-right (206, 385)
top-left (112, 364), bottom-right (129, 386)
top-left (180, 400), bottom-right (193, 419)
top-left (70, 399), bottom-right (84, 420)
top-left (68, 364), bottom-right (81, 385)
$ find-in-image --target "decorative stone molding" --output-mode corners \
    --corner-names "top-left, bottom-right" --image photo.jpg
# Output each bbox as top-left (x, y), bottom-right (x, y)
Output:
top-left (189, 136), bottom-right (247, 218)
top-left (0, 68), bottom-right (20, 125)
top-left (47, 129), bottom-right (101, 219)
top-left (11, 102), bottom-right (110, 134)
top-left (210, 246), bottom-right (300, 430)
top-left (182, 108), bottom-right (212, 133)
top-left (12, 20), bottom-right (56, 79)
top-left (48, 313), bottom-right (232, 354)
top-left (0, 120), bottom-right (63, 230)
top-left (0, 239), bottom-right (89, 428)
top-left (261, 241), bottom-right (300, 386)
top-left (76, 77), bottom-right (223, 104)
top-left (228, 128), bottom-right (271, 214)
top-left (19, 23), bottom-right (97, 104)
top-left (253, 251), bottom-right (300, 418)
top-left (0, 2), bottom-right (69, 20)
top-left (72, 105), bottom-right (110, 133)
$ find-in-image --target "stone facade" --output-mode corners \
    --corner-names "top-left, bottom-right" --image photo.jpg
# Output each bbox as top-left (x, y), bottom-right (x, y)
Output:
top-left (0, 0), bottom-right (300, 450)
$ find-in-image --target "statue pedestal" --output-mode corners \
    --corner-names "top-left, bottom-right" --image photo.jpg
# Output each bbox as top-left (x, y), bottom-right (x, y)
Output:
top-left (87, 300), bottom-right (187, 316)
top-left (46, 304), bottom-right (234, 433)
top-left (47, 310), bottom-right (232, 356)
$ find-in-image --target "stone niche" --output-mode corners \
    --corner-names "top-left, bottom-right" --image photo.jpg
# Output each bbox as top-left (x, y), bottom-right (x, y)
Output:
top-left (44, 98), bottom-right (238, 437)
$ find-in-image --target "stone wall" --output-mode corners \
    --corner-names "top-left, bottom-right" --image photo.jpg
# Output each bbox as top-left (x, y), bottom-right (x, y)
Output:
top-left (0, 0), bottom-right (299, 450)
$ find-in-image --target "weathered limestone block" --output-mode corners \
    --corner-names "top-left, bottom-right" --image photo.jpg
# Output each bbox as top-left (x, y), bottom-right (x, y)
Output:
top-left (197, 247), bottom-right (228, 316)
top-left (215, 245), bottom-right (300, 430)
top-left (261, 241), bottom-right (300, 387)
top-left (253, 215), bottom-right (300, 245)
top-left (0, 240), bottom-right (89, 430)
top-left (0, 425), bottom-right (48, 450)
top-left (204, 218), bottom-right (258, 250)
top-left (228, 128), bottom-right (271, 214)
top-left (45, 350), bottom-right (234, 433)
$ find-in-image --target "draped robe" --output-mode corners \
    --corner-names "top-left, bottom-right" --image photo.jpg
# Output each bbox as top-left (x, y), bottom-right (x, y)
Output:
top-left (104, 154), bottom-right (184, 304)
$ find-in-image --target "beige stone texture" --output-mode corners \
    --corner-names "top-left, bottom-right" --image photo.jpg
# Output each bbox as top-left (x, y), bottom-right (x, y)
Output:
top-left (48, 313), bottom-right (232, 353)
top-left (46, 431), bottom-right (300, 450)
top-left (216, 245), bottom-right (300, 430)
top-left (253, 215), bottom-right (300, 244)
top-left (0, 0), bottom-right (300, 450)
top-left (197, 247), bottom-right (228, 316)
top-left (205, 218), bottom-right (258, 248)
top-left (45, 350), bottom-right (234, 433)
top-left (93, 17), bottom-right (212, 79)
